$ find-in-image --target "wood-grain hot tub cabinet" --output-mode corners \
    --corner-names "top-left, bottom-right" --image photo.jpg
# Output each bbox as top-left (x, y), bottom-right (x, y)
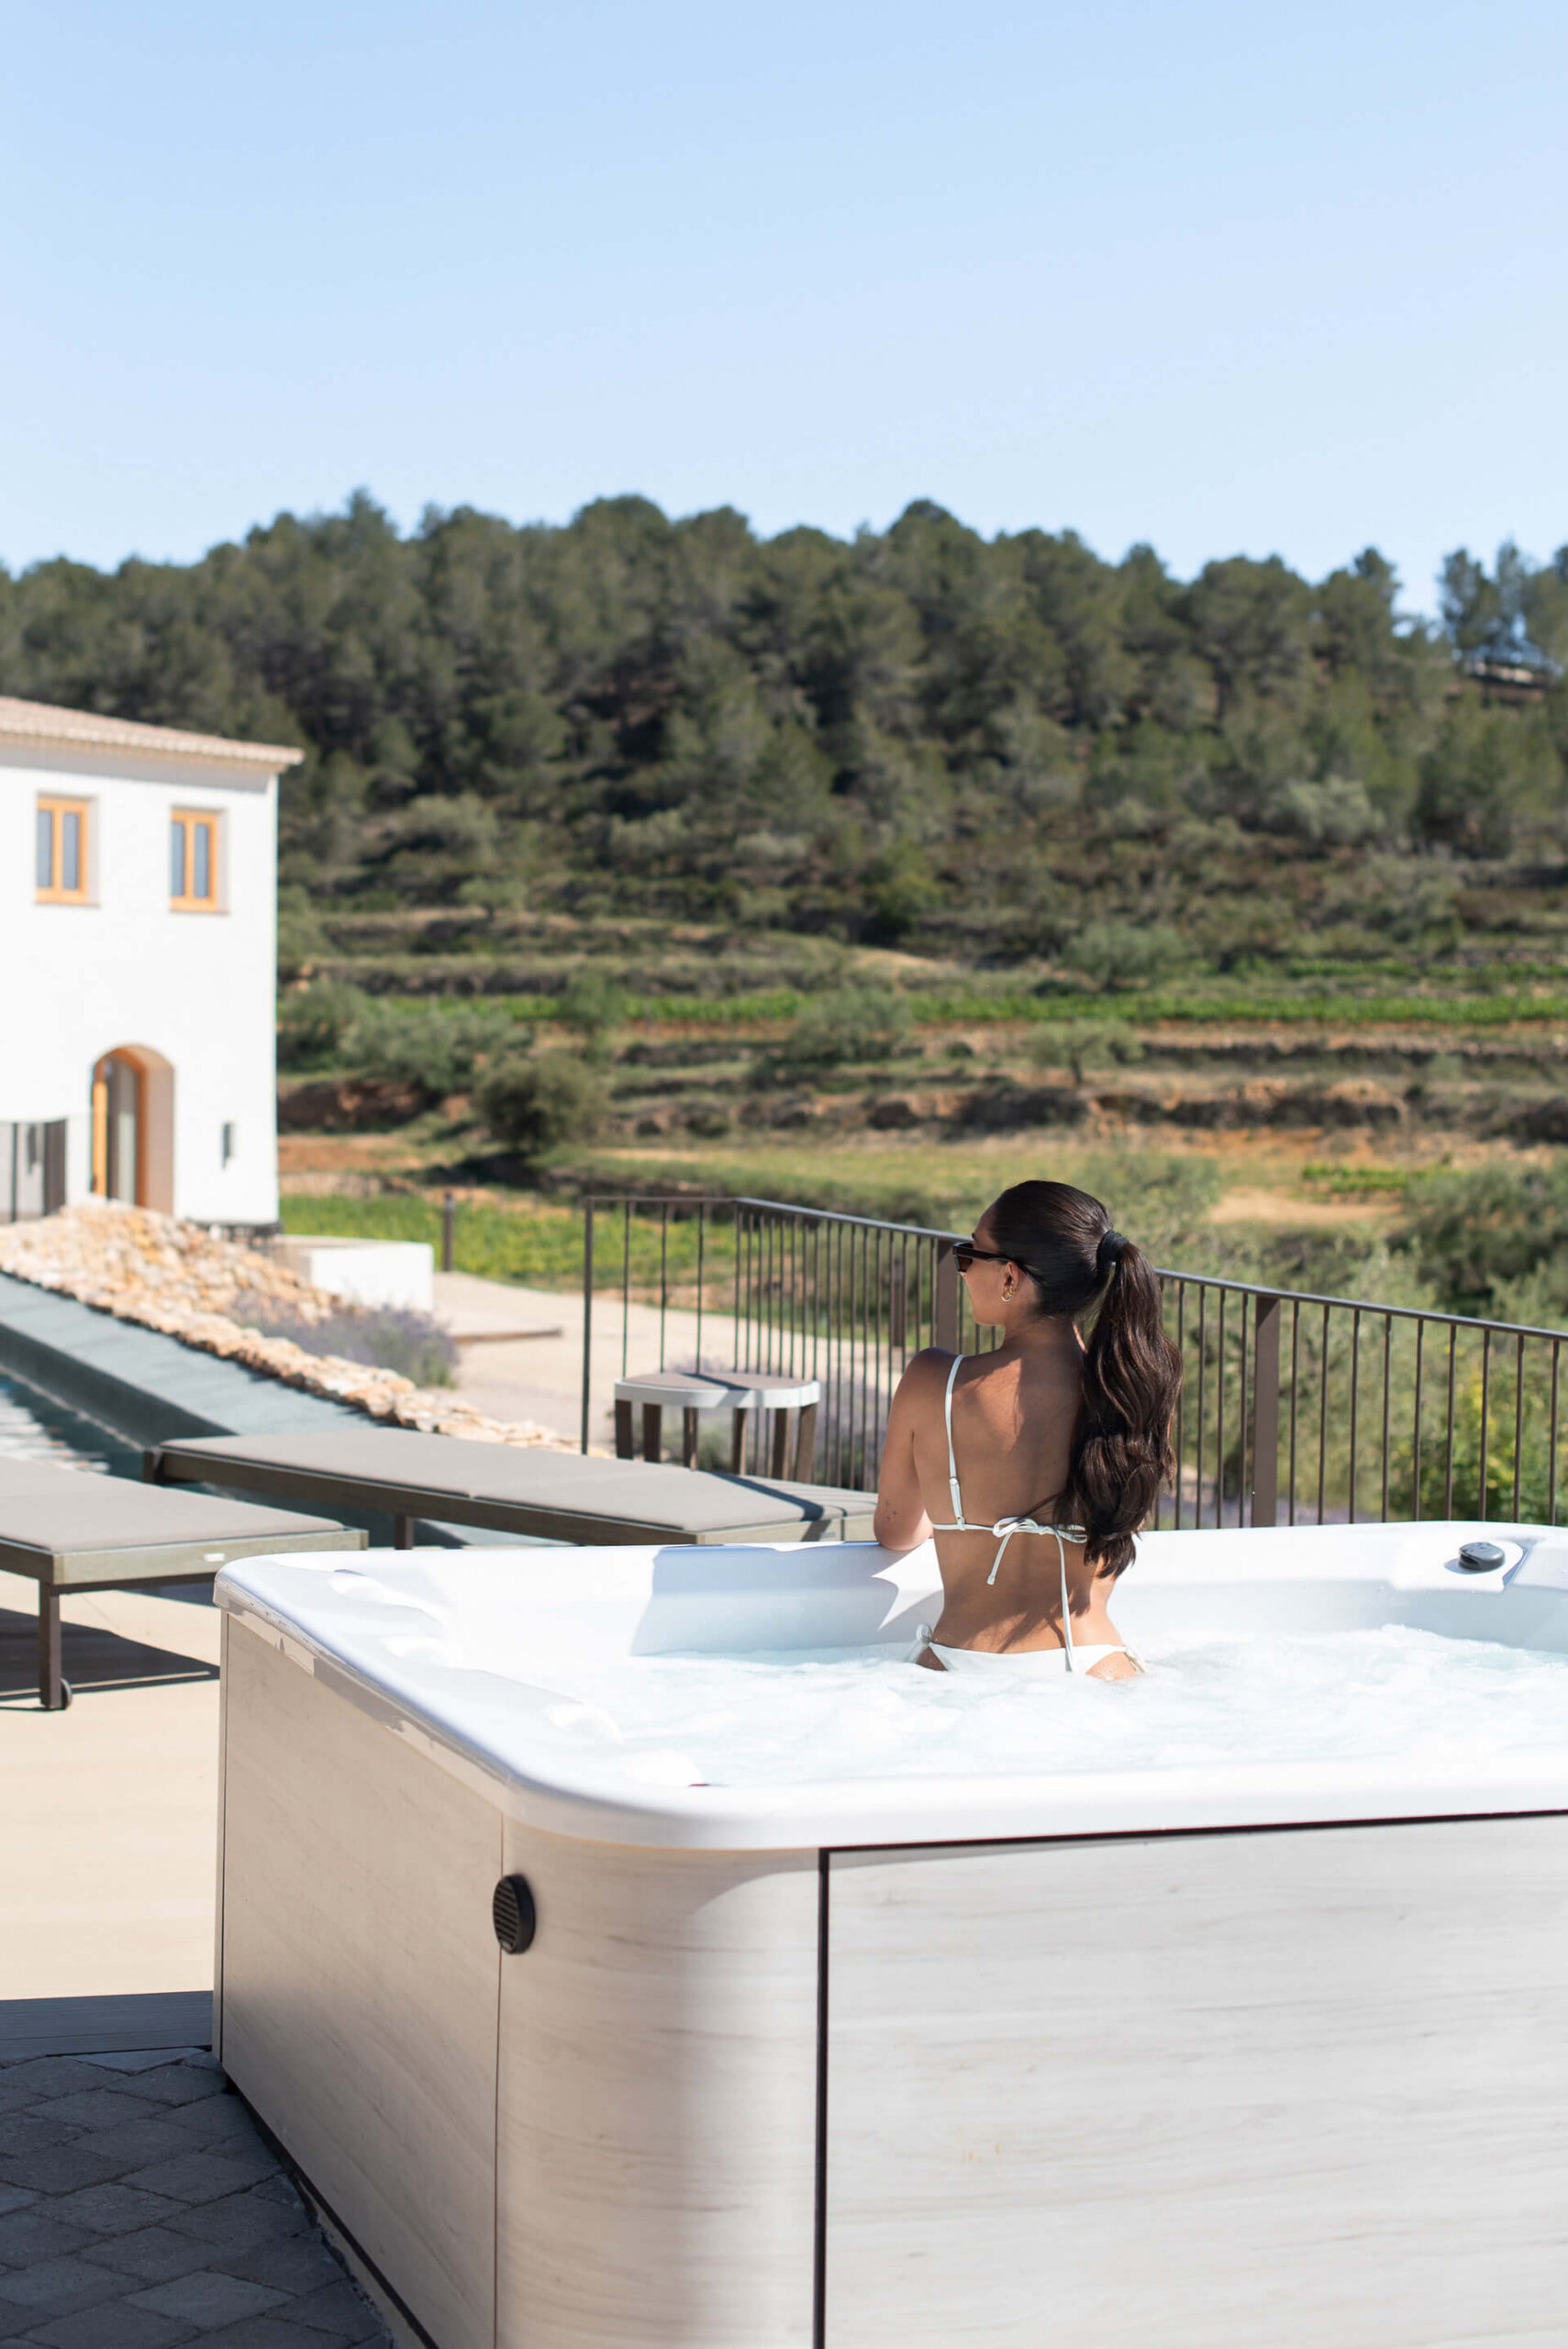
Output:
top-left (213, 1526), bottom-right (1568, 2349)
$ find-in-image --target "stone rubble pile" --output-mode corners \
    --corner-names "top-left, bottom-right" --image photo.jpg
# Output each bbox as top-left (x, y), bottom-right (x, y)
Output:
top-left (0, 1202), bottom-right (573, 1449)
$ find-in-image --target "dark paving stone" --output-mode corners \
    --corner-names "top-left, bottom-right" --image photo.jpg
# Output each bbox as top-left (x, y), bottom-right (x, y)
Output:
top-left (0, 2065), bottom-right (109, 2105)
top-left (168, 2192), bottom-right (308, 2258)
top-left (0, 2148), bottom-right (125, 2198)
top-left (266, 2277), bottom-right (383, 2339)
top-left (108, 2069), bottom-right (223, 2112)
top-left (193, 2322), bottom-right (313, 2349)
top-left (220, 2241), bottom-right (340, 2299)
top-left (76, 2054), bottom-right (207, 2076)
top-left (72, 2121), bottom-right (193, 2170)
top-left (77, 2226), bottom-right (217, 2286)
top-left (0, 2213), bottom-right (91, 2268)
top-left (0, 2252), bottom-right (123, 2316)
top-left (0, 2298), bottom-right (55, 2339)
top-left (131, 2272), bottom-right (288, 2329)
top-left (0, 2121), bottom-right (74, 2160)
top-left (160, 2103), bottom-right (261, 2154)
top-left (40, 2185), bottom-right (183, 2238)
top-left (29, 2092), bottom-right (164, 2132)
top-left (245, 2180), bottom-right (301, 2213)
top-left (27, 2302), bottom-right (197, 2349)
top-left (122, 2149), bottom-right (278, 2208)
top-left (0, 2062), bottom-right (386, 2349)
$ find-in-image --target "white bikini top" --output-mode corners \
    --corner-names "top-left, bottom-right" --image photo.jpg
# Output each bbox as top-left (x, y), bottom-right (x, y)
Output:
top-left (919, 1353), bottom-right (1141, 1677)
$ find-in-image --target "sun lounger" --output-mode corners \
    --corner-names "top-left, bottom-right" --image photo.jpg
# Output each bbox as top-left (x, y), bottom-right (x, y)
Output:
top-left (144, 1426), bottom-right (878, 1549)
top-left (0, 1456), bottom-right (364, 1709)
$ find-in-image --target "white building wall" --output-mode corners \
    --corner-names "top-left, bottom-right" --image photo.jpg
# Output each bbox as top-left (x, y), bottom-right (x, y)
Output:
top-left (0, 740), bottom-right (282, 1224)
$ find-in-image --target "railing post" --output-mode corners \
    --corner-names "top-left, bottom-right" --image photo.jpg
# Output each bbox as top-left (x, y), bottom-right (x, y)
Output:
top-left (1251, 1292), bottom-right (1281, 1526)
top-left (935, 1242), bottom-right (960, 1352)
top-left (440, 1190), bottom-right (456, 1273)
top-left (580, 1197), bottom-right (595, 1455)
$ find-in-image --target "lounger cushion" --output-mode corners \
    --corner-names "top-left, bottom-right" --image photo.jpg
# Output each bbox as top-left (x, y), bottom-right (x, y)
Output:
top-left (149, 1429), bottom-right (877, 1545)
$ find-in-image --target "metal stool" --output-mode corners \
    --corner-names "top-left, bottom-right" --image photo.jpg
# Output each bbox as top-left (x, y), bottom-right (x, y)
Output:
top-left (613, 1368), bottom-right (821, 1479)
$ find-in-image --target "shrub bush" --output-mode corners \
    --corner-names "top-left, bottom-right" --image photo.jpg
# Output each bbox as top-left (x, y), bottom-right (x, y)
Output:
top-left (1062, 920), bottom-right (1189, 992)
top-left (235, 1297), bottom-right (457, 1387)
top-left (276, 986), bottom-right (522, 1097)
top-left (478, 1053), bottom-right (608, 1157)
top-left (275, 885), bottom-right (331, 982)
top-left (1029, 1019), bottom-right (1145, 1086)
top-left (862, 842), bottom-right (940, 943)
top-left (1262, 774), bottom-right (1383, 849)
top-left (1403, 1164), bottom-right (1568, 1314)
top-left (276, 980), bottom-right (368, 1070)
top-left (771, 985), bottom-right (913, 1071)
top-left (556, 969), bottom-right (630, 1059)
top-left (683, 1102), bottom-right (733, 1137)
top-left (347, 998), bottom-right (522, 1098)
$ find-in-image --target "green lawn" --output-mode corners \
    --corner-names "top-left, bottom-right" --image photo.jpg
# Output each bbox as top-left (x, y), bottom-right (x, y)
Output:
top-left (281, 1137), bottom-right (1230, 1289)
top-left (358, 981), bottom-right (1568, 1033)
top-left (280, 1190), bottom-right (722, 1294)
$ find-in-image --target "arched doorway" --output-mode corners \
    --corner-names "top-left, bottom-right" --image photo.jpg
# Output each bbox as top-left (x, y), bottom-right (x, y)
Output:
top-left (90, 1047), bottom-right (174, 1211)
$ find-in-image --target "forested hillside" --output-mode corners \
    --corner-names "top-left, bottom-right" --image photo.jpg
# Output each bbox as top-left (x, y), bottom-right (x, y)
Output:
top-left (5, 495), bottom-right (1567, 981)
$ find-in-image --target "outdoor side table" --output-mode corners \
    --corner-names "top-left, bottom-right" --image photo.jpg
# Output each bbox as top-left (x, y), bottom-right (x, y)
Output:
top-left (612, 1369), bottom-right (821, 1478)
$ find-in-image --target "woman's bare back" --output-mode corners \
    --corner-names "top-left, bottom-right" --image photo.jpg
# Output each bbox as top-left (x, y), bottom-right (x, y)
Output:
top-left (874, 1340), bottom-right (1139, 1673)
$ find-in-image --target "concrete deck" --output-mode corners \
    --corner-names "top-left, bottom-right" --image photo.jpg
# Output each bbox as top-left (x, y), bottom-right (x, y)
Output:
top-left (434, 1270), bottom-right (706, 1447)
top-left (0, 1564), bottom-right (405, 2343)
top-left (0, 1575), bottom-right (219, 2008)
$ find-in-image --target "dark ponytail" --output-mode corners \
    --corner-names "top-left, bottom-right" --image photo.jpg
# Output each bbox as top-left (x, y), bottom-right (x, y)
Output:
top-left (985, 1181), bottom-right (1182, 1576)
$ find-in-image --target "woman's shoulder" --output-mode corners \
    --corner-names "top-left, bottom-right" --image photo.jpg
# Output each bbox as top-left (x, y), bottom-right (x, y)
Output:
top-left (892, 1347), bottom-right (960, 1407)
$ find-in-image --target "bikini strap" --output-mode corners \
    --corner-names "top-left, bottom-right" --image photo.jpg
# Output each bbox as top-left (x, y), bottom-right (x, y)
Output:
top-left (983, 1520), bottom-right (1080, 1664)
top-left (942, 1353), bottom-right (964, 1526)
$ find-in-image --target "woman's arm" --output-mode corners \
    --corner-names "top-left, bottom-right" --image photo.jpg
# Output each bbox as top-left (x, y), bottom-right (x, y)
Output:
top-left (873, 1349), bottom-right (941, 1553)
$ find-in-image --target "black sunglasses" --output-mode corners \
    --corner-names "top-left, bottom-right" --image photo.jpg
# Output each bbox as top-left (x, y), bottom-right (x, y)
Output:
top-left (952, 1240), bottom-right (1021, 1276)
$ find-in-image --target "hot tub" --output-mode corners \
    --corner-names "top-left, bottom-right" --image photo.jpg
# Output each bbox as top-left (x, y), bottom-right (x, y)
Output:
top-left (213, 1522), bottom-right (1568, 2349)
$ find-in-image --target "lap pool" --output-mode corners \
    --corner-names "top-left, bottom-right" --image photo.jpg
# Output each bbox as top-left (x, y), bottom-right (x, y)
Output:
top-left (214, 1521), bottom-right (1568, 2349)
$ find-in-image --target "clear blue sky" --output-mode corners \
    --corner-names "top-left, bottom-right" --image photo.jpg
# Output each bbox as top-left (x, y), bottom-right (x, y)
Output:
top-left (4, 0), bottom-right (1563, 612)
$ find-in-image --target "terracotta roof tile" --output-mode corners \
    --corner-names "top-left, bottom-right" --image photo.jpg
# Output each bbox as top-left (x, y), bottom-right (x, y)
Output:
top-left (0, 695), bottom-right (304, 769)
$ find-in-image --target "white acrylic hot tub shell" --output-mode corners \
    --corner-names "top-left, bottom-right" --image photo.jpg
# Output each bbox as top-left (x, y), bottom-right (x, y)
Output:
top-left (214, 1524), bottom-right (1568, 2349)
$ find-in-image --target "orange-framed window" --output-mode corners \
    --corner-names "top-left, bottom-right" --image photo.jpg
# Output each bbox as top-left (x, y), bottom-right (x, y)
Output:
top-left (36, 796), bottom-right (92, 903)
top-left (171, 810), bottom-right (220, 910)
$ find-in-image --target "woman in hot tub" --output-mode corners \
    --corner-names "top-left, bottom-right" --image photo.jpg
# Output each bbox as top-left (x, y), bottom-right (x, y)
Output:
top-left (874, 1179), bottom-right (1181, 1680)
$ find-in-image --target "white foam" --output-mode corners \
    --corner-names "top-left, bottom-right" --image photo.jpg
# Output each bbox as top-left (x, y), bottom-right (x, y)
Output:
top-left (492, 1627), bottom-right (1568, 1791)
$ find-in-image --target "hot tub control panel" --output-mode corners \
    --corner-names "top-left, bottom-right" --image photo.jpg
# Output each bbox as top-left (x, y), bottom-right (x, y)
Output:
top-left (1454, 1540), bottom-right (1509, 1573)
top-left (1438, 1532), bottom-right (1568, 1586)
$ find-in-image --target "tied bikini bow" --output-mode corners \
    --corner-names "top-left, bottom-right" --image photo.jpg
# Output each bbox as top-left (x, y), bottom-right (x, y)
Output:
top-left (984, 1518), bottom-right (1086, 1586)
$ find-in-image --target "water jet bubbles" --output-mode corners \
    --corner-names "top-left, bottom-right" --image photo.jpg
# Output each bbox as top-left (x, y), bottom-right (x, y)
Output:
top-left (505, 1627), bottom-right (1568, 1792)
top-left (547, 1700), bottom-right (625, 1742)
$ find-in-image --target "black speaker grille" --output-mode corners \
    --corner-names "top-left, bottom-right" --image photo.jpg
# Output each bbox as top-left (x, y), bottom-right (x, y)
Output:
top-left (492, 1874), bottom-right (537, 1954)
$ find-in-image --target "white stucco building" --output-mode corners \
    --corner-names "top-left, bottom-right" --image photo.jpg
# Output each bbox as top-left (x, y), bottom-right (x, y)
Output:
top-left (0, 696), bottom-right (302, 1229)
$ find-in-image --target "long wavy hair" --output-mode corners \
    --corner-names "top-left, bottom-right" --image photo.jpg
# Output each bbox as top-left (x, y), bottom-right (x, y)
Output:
top-left (985, 1179), bottom-right (1182, 1575)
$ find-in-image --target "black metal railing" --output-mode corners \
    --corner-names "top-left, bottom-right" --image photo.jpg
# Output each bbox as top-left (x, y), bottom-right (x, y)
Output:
top-left (580, 1194), bottom-right (1568, 1525)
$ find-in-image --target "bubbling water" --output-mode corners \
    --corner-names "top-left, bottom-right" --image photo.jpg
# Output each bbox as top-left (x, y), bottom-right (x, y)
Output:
top-left (515, 1628), bottom-right (1568, 1790)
